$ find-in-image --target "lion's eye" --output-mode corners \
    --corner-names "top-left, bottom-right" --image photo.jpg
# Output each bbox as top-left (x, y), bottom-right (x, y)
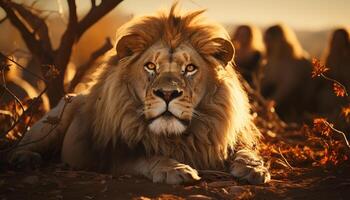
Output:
top-left (184, 64), bottom-right (197, 75)
top-left (144, 62), bottom-right (157, 73)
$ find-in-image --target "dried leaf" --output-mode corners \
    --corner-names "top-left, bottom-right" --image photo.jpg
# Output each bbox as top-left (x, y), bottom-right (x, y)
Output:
top-left (311, 58), bottom-right (329, 78)
top-left (333, 82), bottom-right (347, 97)
top-left (341, 105), bottom-right (350, 122)
top-left (312, 118), bottom-right (332, 137)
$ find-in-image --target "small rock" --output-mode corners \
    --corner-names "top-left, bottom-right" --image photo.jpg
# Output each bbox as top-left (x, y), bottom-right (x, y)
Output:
top-left (132, 197), bottom-right (151, 200)
top-left (187, 194), bottom-right (213, 200)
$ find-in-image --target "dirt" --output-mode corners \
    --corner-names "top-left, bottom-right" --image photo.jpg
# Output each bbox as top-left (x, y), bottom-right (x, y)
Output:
top-left (0, 163), bottom-right (349, 200)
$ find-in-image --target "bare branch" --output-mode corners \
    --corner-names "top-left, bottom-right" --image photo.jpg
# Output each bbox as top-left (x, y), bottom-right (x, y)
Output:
top-left (76, 0), bottom-right (123, 41)
top-left (55, 0), bottom-right (78, 67)
top-left (43, 0), bottom-right (78, 105)
top-left (68, 38), bottom-right (113, 92)
top-left (10, 2), bottom-right (52, 52)
top-left (0, 0), bottom-right (41, 56)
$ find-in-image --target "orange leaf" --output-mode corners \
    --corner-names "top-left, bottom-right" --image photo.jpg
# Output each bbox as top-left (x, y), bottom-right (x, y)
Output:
top-left (312, 118), bottom-right (332, 137)
top-left (342, 105), bottom-right (350, 121)
top-left (333, 83), bottom-right (347, 97)
top-left (311, 58), bottom-right (329, 78)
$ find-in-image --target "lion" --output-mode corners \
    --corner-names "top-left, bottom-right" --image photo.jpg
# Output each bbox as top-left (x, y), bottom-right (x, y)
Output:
top-left (325, 28), bottom-right (350, 90)
top-left (317, 28), bottom-right (350, 121)
top-left (9, 5), bottom-right (270, 185)
top-left (261, 24), bottom-right (320, 122)
top-left (231, 25), bottom-right (265, 91)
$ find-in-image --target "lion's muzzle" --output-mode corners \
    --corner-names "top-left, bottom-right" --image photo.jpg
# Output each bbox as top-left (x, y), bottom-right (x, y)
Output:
top-left (145, 73), bottom-right (192, 135)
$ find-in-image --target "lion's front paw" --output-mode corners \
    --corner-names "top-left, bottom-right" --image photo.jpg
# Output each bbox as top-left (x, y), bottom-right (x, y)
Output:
top-left (230, 150), bottom-right (271, 184)
top-left (151, 160), bottom-right (201, 184)
top-left (9, 150), bottom-right (42, 169)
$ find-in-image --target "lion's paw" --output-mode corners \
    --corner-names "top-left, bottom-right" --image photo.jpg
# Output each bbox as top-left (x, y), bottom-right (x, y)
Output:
top-left (230, 150), bottom-right (271, 184)
top-left (152, 162), bottom-right (201, 184)
top-left (9, 150), bottom-right (42, 169)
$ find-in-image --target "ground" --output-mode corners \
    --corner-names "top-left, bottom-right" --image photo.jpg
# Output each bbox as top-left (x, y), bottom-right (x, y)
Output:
top-left (0, 160), bottom-right (349, 200)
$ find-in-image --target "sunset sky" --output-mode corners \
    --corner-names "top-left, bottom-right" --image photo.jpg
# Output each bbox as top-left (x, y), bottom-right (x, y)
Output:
top-left (117, 0), bottom-right (350, 30)
top-left (1, 0), bottom-right (349, 30)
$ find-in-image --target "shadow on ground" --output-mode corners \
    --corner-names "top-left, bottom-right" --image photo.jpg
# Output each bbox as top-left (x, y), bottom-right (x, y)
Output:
top-left (1, 163), bottom-right (349, 200)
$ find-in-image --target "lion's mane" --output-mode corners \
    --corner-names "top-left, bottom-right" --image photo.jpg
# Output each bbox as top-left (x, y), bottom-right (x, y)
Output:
top-left (83, 5), bottom-right (260, 170)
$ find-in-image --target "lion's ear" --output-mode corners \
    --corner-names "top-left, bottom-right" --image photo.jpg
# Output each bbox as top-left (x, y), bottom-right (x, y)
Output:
top-left (212, 38), bottom-right (235, 66)
top-left (116, 34), bottom-right (145, 60)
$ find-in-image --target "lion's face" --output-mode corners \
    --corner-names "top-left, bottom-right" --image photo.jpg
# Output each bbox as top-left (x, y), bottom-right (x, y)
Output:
top-left (128, 42), bottom-right (210, 135)
top-left (89, 7), bottom-right (259, 170)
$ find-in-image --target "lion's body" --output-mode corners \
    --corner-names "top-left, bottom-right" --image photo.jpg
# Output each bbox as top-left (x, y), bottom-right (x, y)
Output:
top-left (10, 5), bottom-right (270, 184)
top-left (261, 24), bottom-right (321, 121)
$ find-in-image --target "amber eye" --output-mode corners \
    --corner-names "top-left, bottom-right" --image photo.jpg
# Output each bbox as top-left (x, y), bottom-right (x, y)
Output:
top-left (185, 64), bottom-right (197, 75)
top-left (144, 62), bottom-right (157, 72)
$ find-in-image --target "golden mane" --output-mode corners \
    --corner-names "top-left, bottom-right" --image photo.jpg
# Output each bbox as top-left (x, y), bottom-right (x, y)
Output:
top-left (84, 5), bottom-right (260, 170)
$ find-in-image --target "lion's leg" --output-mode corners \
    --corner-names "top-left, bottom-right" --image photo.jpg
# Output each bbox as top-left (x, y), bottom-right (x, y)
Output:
top-left (8, 95), bottom-right (80, 168)
top-left (120, 156), bottom-right (201, 184)
top-left (229, 149), bottom-right (271, 184)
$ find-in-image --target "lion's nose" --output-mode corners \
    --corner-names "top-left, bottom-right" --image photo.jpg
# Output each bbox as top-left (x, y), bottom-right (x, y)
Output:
top-left (153, 89), bottom-right (183, 103)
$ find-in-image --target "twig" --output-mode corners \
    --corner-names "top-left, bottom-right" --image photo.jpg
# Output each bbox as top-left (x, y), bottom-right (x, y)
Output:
top-left (323, 121), bottom-right (350, 151)
top-left (0, 87), bottom-right (47, 139)
top-left (321, 74), bottom-right (348, 97)
top-left (1, 53), bottom-right (46, 82)
top-left (0, 58), bottom-right (25, 114)
top-left (278, 147), bottom-right (294, 170)
top-left (1, 86), bottom-right (25, 114)
top-left (6, 95), bottom-right (70, 152)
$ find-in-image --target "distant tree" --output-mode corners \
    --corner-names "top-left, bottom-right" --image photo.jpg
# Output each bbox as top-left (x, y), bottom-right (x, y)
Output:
top-left (0, 0), bottom-right (121, 107)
